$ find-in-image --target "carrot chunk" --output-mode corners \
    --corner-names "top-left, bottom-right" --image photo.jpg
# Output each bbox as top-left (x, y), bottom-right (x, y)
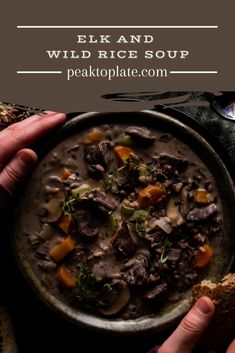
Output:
top-left (84, 128), bottom-right (103, 144)
top-left (138, 185), bottom-right (166, 207)
top-left (57, 265), bottom-right (76, 289)
top-left (60, 168), bottom-right (71, 180)
top-left (194, 189), bottom-right (210, 204)
top-left (49, 236), bottom-right (75, 262)
top-left (114, 146), bottom-right (134, 163)
top-left (194, 244), bottom-right (213, 268)
top-left (57, 215), bottom-right (73, 234)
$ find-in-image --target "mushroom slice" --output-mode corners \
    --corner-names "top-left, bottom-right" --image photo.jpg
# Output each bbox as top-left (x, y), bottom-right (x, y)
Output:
top-left (41, 176), bottom-right (65, 223)
top-left (154, 217), bottom-right (173, 234)
top-left (166, 197), bottom-right (184, 227)
top-left (98, 280), bottom-right (130, 316)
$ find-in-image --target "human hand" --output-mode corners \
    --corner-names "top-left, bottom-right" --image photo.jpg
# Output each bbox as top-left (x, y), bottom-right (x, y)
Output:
top-left (148, 296), bottom-right (235, 353)
top-left (0, 111), bottom-right (66, 213)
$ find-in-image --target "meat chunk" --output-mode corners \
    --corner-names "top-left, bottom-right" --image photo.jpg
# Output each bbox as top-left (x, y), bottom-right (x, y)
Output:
top-left (186, 204), bottom-right (217, 221)
top-left (124, 252), bottom-right (150, 286)
top-left (143, 283), bottom-right (168, 301)
top-left (85, 190), bottom-right (118, 214)
top-left (84, 141), bottom-right (109, 178)
top-left (112, 222), bottom-right (137, 258)
top-left (158, 154), bottom-right (188, 173)
top-left (108, 170), bottom-right (134, 195)
top-left (172, 182), bottom-right (184, 193)
top-left (167, 248), bottom-right (182, 262)
top-left (124, 126), bottom-right (155, 145)
top-left (115, 172), bottom-right (132, 190)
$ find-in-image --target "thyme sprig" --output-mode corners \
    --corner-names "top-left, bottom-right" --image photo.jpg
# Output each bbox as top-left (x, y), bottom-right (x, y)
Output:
top-left (106, 155), bottom-right (140, 191)
top-left (102, 282), bottom-right (113, 293)
top-left (75, 266), bottom-right (113, 306)
top-left (158, 238), bottom-right (172, 267)
top-left (76, 265), bottom-right (98, 305)
top-left (62, 193), bottom-right (80, 216)
top-left (106, 154), bottom-right (158, 191)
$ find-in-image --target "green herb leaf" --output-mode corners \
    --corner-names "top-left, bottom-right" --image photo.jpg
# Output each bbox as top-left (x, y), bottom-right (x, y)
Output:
top-left (105, 155), bottom-right (141, 192)
top-left (62, 194), bottom-right (80, 216)
top-left (106, 170), bottom-right (118, 191)
top-left (158, 238), bottom-right (172, 267)
top-left (130, 209), bottom-right (148, 222)
top-left (129, 209), bottom-right (148, 238)
top-left (102, 282), bottom-right (113, 293)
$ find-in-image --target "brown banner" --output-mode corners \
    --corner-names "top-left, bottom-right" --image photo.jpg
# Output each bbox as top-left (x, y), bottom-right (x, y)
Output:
top-left (0, 0), bottom-right (234, 111)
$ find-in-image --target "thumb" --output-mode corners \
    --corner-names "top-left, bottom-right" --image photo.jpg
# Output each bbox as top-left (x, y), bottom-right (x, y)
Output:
top-left (0, 148), bottom-right (37, 197)
top-left (159, 297), bottom-right (215, 353)
top-left (226, 340), bottom-right (235, 353)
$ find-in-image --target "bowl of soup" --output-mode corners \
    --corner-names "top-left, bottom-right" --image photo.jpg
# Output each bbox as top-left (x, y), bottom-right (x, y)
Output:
top-left (12, 110), bottom-right (235, 334)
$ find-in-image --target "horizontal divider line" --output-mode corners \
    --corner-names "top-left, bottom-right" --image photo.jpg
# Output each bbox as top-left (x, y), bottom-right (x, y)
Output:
top-left (17, 71), bottom-right (62, 74)
top-left (17, 25), bottom-right (218, 29)
top-left (170, 71), bottom-right (218, 74)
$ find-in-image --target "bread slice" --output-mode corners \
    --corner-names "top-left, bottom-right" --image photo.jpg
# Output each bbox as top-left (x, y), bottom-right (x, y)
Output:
top-left (192, 273), bottom-right (235, 312)
top-left (192, 274), bottom-right (235, 352)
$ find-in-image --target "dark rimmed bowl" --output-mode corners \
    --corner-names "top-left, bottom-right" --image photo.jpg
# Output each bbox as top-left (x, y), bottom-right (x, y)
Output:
top-left (12, 110), bottom-right (235, 335)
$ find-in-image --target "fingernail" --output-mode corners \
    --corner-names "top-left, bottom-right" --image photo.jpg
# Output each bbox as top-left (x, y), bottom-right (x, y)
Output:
top-left (41, 111), bottom-right (66, 123)
top-left (42, 112), bottom-right (66, 123)
top-left (196, 297), bottom-right (213, 314)
top-left (18, 149), bottom-right (37, 167)
top-left (43, 110), bottom-right (58, 115)
top-left (52, 113), bottom-right (66, 122)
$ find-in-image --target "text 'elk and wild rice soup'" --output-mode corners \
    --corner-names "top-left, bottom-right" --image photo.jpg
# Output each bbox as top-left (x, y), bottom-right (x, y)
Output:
top-left (17, 124), bottom-right (221, 319)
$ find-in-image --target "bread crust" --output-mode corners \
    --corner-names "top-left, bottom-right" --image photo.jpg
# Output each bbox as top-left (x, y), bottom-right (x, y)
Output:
top-left (192, 274), bottom-right (235, 352)
top-left (192, 273), bottom-right (235, 312)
